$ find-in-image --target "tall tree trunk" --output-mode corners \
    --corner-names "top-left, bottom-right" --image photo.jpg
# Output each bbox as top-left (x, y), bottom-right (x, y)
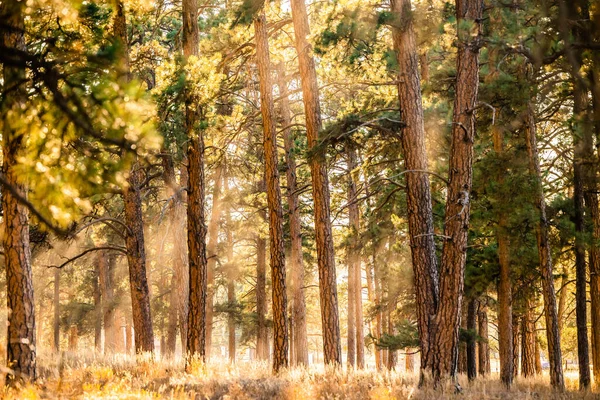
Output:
top-left (206, 165), bottom-right (224, 359)
top-left (290, 0), bottom-right (341, 365)
top-left (557, 266), bottom-right (568, 333)
top-left (355, 255), bottom-right (365, 369)
top-left (477, 299), bottom-right (490, 375)
top-left (587, 177), bottom-right (600, 386)
top-left (432, 0), bottom-right (482, 380)
top-left (535, 333), bottom-right (542, 375)
top-left (347, 146), bottom-right (365, 369)
top-left (54, 269), bottom-right (60, 353)
top-left (93, 263), bottom-right (102, 352)
top-left (365, 253), bottom-right (381, 369)
top-left (254, 11), bottom-right (288, 372)
top-left (177, 164), bottom-right (189, 352)
top-left (493, 126), bottom-right (514, 386)
top-left (163, 155), bottom-right (190, 355)
top-left (126, 320), bottom-right (133, 354)
top-left (390, 0), bottom-right (439, 380)
top-left (346, 144), bottom-right (361, 368)
top-left (589, 33), bottom-right (600, 387)
top-left (373, 244), bottom-right (384, 371)
top-left (256, 231), bottom-right (269, 360)
top-left (277, 63), bottom-right (309, 367)
top-left (1, 0), bottom-right (36, 384)
top-left (387, 306), bottom-right (397, 370)
top-left (568, 2), bottom-right (592, 386)
top-left (98, 252), bottom-right (117, 353)
top-left (558, 0), bottom-right (591, 388)
top-left (524, 103), bottom-right (564, 389)
top-left (163, 154), bottom-right (180, 357)
top-left (113, 0), bottom-right (154, 354)
top-left (183, 0), bottom-right (208, 364)
top-left (572, 94), bottom-right (592, 389)
top-left (458, 306), bottom-right (467, 375)
top-left (512, 313), bottom-right (520, 378)
top-left (225, 185), bottom-right (236, 364)
top-left (521, 300), bottom-right (536, 377)
top-left (68, 326), bottom-right (78, 352)
top-left (123, 164), bottom-right (155, 353)
top-left (466, 298), bottom-right (477, 381)
top-left (406, 351), bottom-right (415, 373)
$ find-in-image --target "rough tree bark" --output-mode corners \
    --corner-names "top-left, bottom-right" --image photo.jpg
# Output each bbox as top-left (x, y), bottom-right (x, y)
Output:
top-left (521, 299), bottom-right (536, 377)
top-left (568, 1), bottom-right (592, 386)
top-left (290, 0), bottom-right (341, 365)
top-left (571, 71), bottom-right (592, 390)
top-left (432, 0), bottom-right (482, 380)
top-left (525, 103), bottom-right (564, 389)
top-left (113, 0), bottom-right (155, 354)
top-left (1, 0), bottom-right (36, 385)
top-left (254, 10), bottom-right (288, 372)
top-left (277, 63), bottom-right (309, 366)
top-left (183, 0), bottom-right (209, 364)
top-left (390, 0), bottom-right (439, 380)
top-left (589, 31), bottom-right (600, 386)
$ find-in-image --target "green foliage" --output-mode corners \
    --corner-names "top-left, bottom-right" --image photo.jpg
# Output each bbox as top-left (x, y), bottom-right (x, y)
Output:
top-left (374, 320), bottom-right (419, 351)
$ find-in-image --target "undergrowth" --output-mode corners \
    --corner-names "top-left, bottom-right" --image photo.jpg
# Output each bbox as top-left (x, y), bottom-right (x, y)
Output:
top-left (1, 353), bottom-right (596, 399)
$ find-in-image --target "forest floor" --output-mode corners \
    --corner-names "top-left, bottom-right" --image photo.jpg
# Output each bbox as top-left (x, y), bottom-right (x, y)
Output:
top-left (1, 354), bottom-right (598, 399)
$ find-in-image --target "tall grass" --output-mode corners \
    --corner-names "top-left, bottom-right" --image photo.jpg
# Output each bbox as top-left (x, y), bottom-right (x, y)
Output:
top-left (1, 353), bottom-right (597, 399)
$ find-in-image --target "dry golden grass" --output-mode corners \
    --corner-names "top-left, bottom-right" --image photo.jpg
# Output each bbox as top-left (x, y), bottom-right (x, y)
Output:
top-left (1, 354), bottom-right (598, 399)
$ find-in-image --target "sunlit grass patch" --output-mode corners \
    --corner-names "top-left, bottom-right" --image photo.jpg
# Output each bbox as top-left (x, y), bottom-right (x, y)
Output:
top-left (2, 354), bottom-right (598, 399)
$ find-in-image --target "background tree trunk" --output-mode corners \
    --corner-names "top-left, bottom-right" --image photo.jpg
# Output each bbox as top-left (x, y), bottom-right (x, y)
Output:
top-left (98, 252), bottom-right (117, 353)
top-left (277, 63), bottom-right (309, 367)
top-left (54, 269), bottom-right (60, 353)
top-left (93, 263), bottom-right (102, 352)
top-left (390, 0), bottom-right (439, 379)
top-left (254, 11), bottom-right (288, 372)
top-left (113, 0), bottom-right (154, 354)
top-left (521, 300), bottom-right (536, 377)
top-left (433, 0), bottom-right (482, 379)
top-left (1, 0), bottom-right (37, 385)
top-left (124, 165), bottom-right (155, 353)
top-left (567, 2), bottom-right (592, 384)
top-left (346, 145), bottom-right (360, 368)
top-left (466, 298), bottom-right (477, 380)
top-left (290, 0), bottom-right (341, 365)
top-left (163, 154), bottom-right (188, 357)
top-left (525, 103), bottom-right (564, 389)
top-left (493, 126), bottom-right (514, 386)
top-left (477, 299), bottom-right (490, 375)
top-left (183, 0), bottom-right (209, 363)
top-left (206, 164), bottom-right (224, 359)
top-left (256, 232), bottom-right (269, 360)
top-left (512, 313), bottom-right (520, 378)
top-left (589, 40), bottom-right (600, 387)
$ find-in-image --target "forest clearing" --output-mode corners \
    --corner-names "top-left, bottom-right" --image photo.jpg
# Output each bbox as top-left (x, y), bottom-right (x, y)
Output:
top-left (1, 0), bottom-right (600, 397)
